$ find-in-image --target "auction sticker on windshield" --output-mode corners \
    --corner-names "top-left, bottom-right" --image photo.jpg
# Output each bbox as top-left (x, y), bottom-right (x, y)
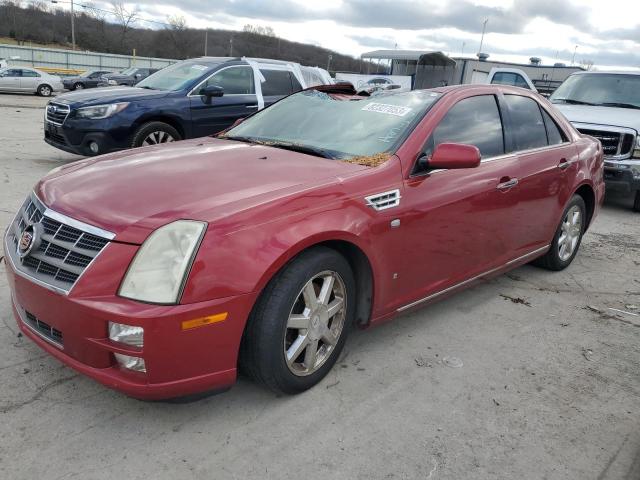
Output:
top-left (362, 103), bottom-right (413, 117)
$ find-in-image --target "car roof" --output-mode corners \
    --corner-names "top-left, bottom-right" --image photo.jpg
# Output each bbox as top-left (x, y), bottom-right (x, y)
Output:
top-left (569, 70), bottom-right (640, 76)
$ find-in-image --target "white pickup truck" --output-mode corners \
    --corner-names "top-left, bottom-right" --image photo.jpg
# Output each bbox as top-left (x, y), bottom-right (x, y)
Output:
top-left (475, 67), bottom-right (538, 91)
top-left (550, 71), bottom-right (640, 212)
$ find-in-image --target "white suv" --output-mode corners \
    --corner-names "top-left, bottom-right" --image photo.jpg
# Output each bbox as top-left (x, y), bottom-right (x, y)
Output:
top-left (551, 71), bottom-right (640, 212)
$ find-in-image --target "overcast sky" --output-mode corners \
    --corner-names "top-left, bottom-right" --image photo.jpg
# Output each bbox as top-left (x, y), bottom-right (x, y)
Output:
top-left (81, 0), bottom-right (640, 69)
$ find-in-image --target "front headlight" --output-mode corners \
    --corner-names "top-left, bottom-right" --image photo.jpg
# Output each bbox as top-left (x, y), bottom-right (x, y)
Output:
top-left (119, 220), bottom-right (206, 304)
top-left (75, 102), bottom-right (129, 120)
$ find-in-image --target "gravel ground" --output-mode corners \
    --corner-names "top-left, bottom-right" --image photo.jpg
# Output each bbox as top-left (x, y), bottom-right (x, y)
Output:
top-left (0, 94), bottom-right (639, 480)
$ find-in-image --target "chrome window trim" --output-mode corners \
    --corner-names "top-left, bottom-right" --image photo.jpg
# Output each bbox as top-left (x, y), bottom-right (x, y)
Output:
top-left (397, 245), bottom-right (550, 312)
top-left (187, 65), bottom-right (257, 97)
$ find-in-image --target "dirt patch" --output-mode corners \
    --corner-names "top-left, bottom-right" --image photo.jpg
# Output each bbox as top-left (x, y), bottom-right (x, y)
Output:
top-left (341, 152), bottom-right (391, 167)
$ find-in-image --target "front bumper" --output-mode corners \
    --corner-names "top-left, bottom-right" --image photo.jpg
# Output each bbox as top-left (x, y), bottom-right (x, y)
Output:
top-left (604, 161), bottom-right (640, 194)
top-left (43, 117), bottom-right (132, 156)
top-left (4, 234), bottom-right (257, 399)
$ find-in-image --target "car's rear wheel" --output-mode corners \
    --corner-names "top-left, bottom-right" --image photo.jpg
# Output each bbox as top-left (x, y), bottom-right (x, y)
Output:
top-left (37, 84), bottom-right (52, 97)
top-left (240, 247), bottom-right (355, 394)
top-left (73, 82), bottom-right (84, 90)
top-left (633, 190), bottom-right (640, 213)
top-left (534, 194), bottom-right (586, 271)
top-left (131, 122), bottom-right (181, 148)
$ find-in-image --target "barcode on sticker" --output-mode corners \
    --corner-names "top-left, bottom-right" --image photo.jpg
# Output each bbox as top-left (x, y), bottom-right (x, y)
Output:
top-left (362, 103), bottom-right (412, 117)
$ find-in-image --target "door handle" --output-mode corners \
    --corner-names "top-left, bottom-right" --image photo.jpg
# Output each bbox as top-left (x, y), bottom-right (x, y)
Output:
top-left (497, 178), bottom-right (518, 190)
top-left (558, 158), bottom-right (570, 170)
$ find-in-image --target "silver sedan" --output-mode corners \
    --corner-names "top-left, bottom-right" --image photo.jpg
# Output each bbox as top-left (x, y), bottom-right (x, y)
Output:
top-left (0, 67), bottom-right (64, 96)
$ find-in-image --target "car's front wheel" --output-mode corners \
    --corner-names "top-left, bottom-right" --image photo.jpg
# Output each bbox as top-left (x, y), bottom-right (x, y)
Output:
top-left (534, 194), bottom-right (586, 271)
top-left (73, 82), bottom-right (84, 90)
top-left (131, 122), bottom-right (181, 148)
top-left (37, 84), bottom-right (52, 97)
top-left (240, 247), bottom-right (355, 394)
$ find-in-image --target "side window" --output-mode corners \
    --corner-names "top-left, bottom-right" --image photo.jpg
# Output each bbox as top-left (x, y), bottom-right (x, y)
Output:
top-left (22, 70), bottom-right (40, 77)
top-left (491, 72), bottom-right (515, 86)
top-left (5, 69), bottom-right (22, 77)
top-left (290, 73), bottom-right (302, 92)
top-left (541, 108), bottom-right (566, 145)
top-left (260, 69), bottom-right (294, 96)
top-left (423, 95), bottom-right (505, 161)
top-left (203, 66), bottom-right (255, 95)
top-left (512, 74), bottom-right (530, 89)
top-left (504, 95), bottom-right (548, 150)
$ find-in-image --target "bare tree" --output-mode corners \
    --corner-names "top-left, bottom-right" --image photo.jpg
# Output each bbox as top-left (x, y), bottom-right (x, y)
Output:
top-left (164, 14), bottom-right (190, 58)
top-left (111, 1), bottom-right (139, 50)
top-left (579, 59), bottom-right (595, 71)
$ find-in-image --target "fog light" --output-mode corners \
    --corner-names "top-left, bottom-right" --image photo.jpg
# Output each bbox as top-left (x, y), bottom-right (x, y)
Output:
top-left (114, 353), bottom-right (146, 372)
top-left (108, 322), bottom-right (144, 347)
top-left (89, 141), bottom-right (99, 154)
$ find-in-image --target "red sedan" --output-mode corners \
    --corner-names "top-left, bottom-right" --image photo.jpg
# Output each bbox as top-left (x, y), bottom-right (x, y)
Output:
top-left (4, 84), bottom-right (604, 399)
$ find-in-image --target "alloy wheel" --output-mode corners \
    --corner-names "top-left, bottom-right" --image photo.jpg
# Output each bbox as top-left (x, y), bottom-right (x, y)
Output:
top-left (142, 131), bottom-right (175, 146)
top-left (284, 270), bottom-right (347, 376)
top-left (40, 86), bottom-right (51, 96)
top-left (558, 205), bottom-right (582, 261)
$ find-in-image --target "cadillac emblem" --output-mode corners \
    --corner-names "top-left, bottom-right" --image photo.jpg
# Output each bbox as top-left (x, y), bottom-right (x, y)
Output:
top-left (17, 223), bottom-right (42, 259)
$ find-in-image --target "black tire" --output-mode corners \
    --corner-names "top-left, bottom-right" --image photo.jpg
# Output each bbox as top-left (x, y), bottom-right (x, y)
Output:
top-left (37, 84), bottom-right (52, 97)
top-left (633, 190), bottom-right (640, 213)
top-left (534, 194), bottom-right (586, 271)
top-left (240, 247), bottom-right (356, 394)
top-left (73, 82), bottom-right (84, 90)
top-left (131, 121), bottom-right (181, 148)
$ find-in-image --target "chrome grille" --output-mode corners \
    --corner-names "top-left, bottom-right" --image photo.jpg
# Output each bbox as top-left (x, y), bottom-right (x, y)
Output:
top-left (577, 128), bottom-right (635, 158)
top-left (5, 193), bottom-right (113, 294)
top-left (45, 102), bottom-right (70, 125)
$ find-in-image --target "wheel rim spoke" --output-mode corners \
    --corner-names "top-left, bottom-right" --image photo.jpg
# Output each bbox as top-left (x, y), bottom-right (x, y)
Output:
top-left (287, 313), bottom-right (310, 329)
top-left (284, 269), bottom-right (347, 376)
top-left (558, 206), bottom-right (581, 261)
top-left (286, 334), bottom-right (309, 364)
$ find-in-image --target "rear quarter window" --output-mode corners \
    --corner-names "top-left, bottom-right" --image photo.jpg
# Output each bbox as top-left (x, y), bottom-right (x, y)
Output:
top-left (260, 70), bottom-right (296, 96)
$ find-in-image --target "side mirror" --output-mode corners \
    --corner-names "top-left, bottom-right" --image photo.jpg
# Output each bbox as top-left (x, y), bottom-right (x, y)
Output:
top-left (134, 73), bottom-right (142, 79)
top-left (202, 85), bottom-right (224, 98)
top-left (428, 143), bottom-right (481, 170)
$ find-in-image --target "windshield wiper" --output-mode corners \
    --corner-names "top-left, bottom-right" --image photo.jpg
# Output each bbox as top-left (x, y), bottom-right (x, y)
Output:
top-left (138, 85), bottom-right (156, 90)
top-left (552, 98), bottom-right (596, 106)
top-left (259, 141), bottom-right (336, 159)
top-left (222, 135), bottom-right (260, 144)
top-left (597, 102), bottom-right (640, 110)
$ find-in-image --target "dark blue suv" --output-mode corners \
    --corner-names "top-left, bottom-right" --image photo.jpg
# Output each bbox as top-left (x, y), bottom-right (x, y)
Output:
top-left (44, 57), bottom-right (309, 156)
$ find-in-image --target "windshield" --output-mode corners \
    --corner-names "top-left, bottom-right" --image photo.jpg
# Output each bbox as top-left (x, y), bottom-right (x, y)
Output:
top-left (136, 62), bottom-right (212, 91)
top-left (80, 70), bottom-right (96, 78)
top-left (120, 67), bottom-right (137, 76)
top-left (551, 74), bottom-right (640, 109)
top-left (224, 89), bottom-right (440, 159)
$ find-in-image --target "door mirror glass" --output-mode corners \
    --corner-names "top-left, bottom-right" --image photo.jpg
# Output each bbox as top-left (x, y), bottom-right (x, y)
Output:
top-left (428, 143), bottom-right (481, 169)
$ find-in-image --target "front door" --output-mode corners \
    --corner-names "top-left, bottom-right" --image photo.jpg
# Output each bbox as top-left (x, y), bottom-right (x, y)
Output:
top-left (390, 94), bottom-right (523, 310)
top-left (189, 65), bottom-right (258, 137)
top-left (0, 68), bottom-right (22, 91)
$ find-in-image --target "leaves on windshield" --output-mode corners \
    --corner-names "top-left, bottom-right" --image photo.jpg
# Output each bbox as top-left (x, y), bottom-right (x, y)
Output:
top-left (341, 152), bottom-right (391, 167)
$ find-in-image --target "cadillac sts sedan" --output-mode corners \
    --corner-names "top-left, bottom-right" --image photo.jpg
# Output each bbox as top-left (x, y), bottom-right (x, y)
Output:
top-left (4, 84), bottom-right (604, 399)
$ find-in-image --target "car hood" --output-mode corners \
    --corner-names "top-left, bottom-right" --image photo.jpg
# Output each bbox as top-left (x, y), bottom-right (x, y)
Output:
top-left (52, 87), bottom-right (169, 106)
top-left (36, 138), bottom-right (368, 244)
top-left (553, 104), bottom-right (640, 133)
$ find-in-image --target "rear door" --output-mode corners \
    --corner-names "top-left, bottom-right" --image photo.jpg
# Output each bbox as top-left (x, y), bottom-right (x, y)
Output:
top-left (259, 69), bottom-right (302, 107)
top-left (189, 65), bottom-right (258, 137)
top-left (20, 69), bottom-right (41, 91)
top-left (392, 94), bottom-right (523, 309)
top-left (0, 68), bottom-right (22, 91)
top-left (504, 94), bottom-right (577, 252)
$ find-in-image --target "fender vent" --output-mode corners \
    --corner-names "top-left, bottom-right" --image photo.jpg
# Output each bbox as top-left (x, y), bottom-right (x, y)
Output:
top-left (365, 189), bottom-right (401, 211)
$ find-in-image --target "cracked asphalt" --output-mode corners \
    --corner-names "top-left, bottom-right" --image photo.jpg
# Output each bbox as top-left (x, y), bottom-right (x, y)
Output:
top-left (1, 94), bottom-right (639, 480)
